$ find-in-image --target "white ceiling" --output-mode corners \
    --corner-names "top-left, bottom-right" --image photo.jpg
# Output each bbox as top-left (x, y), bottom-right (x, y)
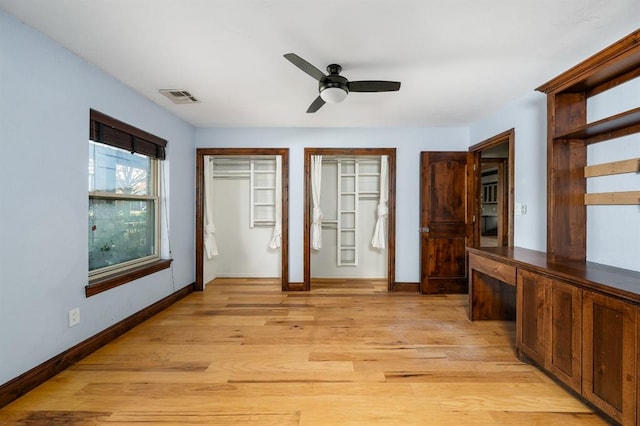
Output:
top-left (1, 0), bottom-right (639, 128)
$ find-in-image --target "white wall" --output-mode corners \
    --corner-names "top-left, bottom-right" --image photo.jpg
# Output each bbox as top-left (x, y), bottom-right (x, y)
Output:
top-left (195, 127), bottom-right (469, 283)
top-left (0, 11), bottom-right (195, 385)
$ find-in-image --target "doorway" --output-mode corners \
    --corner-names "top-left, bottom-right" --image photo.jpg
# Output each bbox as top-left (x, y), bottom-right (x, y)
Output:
top-left (303, 148), bottom-right (396, 291)
top-left (469, 129), bottom-right (514, 248)
top-left (195, 148), bottom-right (289, 291)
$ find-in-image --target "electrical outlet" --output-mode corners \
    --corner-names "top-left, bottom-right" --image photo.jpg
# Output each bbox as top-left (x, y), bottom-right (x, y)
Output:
top-left (514, 203), bottom-right (527, 216)
top-left (68, 308), bottom-right (80, 327)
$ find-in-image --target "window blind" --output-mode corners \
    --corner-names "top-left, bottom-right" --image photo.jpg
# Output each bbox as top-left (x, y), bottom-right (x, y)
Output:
top-left (90, 109), bottom-right (167, 160)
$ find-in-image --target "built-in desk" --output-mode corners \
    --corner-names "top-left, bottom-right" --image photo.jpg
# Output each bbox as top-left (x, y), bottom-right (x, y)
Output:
top-left (466, 246), bottom-right (640, 425)
top-left (468, 246), bottom-right (640, 313)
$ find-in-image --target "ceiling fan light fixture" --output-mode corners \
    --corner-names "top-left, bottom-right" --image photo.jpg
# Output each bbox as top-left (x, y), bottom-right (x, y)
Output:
top-left (320, 86), bottom-right (348, 104)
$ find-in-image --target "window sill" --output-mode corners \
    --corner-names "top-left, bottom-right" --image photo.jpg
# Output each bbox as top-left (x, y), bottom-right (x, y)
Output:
top-left (86, 259), bottom-right (173, 297)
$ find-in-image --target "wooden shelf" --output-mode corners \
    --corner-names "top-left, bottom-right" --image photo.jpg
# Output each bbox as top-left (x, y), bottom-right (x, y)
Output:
top-left (538, 28), bottom-right (640, 261)
top-left (554, 106), bottom-right (640, 144)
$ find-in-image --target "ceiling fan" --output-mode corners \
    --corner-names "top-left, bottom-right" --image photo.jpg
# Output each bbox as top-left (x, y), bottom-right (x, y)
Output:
top-left (283, 53), bottom-right (401, 113)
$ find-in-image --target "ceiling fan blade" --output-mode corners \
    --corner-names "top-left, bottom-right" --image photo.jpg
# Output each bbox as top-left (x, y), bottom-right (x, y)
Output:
top-left (306, 96), bottom-right (326, 113)
top-left (284, 53), bottom-right (326, 81)
top-left (348, 81), bottom-right (401, 92)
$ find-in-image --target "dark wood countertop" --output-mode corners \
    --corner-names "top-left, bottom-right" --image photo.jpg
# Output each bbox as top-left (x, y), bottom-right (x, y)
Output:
top-left (467, 246), bottom-right (640, 303)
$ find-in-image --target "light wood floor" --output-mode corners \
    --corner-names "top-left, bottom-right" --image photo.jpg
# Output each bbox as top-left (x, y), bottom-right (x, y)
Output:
top-left (0, 278), bottom-right (606, 425)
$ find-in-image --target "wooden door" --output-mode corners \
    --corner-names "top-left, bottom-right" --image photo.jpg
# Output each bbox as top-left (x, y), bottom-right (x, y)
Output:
top-left (546, 279), bottom-right (582, 393)
top-left (582, 290), bottom-right (636, 425)
top-left (420, 152), bottom-right (472, 294)
top-left (516, 269), bottom-right (548, 366)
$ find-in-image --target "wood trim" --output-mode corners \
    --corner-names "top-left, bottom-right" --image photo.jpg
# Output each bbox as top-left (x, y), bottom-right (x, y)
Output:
top-left (303, 148), bottom-right (397, 292)
top-left (195, 148), bottom-right (289, 291)
top-left (0, 282), bottom-right (194, 409)
top-left (469, 252), bottom-right (516, 286)
top-left (536, 29), bottom-right (640, 94)
top-left (468, 128), bottom-right (514, 152)
top-left (284, 281), bottom-right (306, 291)
top-left (303, 152), bottom-right (311, 291)
top-left (469, 128), bottom-right (515, 249)
top-left (86, 258), bottom-right (172, 297)
top-left (584, 191), bottom-right (640, 205)
top-left (584, 158), bottom-right (640, 177)
top-left (391, 282), bottom-right (419, 292)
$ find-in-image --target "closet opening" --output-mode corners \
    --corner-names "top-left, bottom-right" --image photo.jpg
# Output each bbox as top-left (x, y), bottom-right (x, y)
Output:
top-left (303, 148), bottom-right (396, 291)
top-left (195, 148), bottom-right (289, 291)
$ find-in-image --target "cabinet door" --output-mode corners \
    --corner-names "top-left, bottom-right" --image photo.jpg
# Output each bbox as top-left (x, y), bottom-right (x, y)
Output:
top-left (516, 269), bottom-right (548, 365)
top-left (545, 279), bottom-right (582, 393)
top-left (583, 291), bottom-right (636, 425)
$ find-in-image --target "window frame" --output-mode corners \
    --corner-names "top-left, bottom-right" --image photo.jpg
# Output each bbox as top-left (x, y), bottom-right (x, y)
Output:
top-left (86, 110), bottom-right (171, 297)
top-left (88, 150), bottom-right (160, 279)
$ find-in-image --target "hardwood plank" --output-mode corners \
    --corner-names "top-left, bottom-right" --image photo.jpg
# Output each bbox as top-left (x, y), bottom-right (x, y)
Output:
top-left (0, 278), bottom-right (607, 425)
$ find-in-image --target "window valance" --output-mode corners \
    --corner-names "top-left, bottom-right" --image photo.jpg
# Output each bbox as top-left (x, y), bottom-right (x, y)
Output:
top-left (90, 109), bottom-right (167, 160)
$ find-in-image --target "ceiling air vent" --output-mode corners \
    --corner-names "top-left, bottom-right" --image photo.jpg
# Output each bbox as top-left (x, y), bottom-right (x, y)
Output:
top-left (159, 89), bottom-right (200, 104)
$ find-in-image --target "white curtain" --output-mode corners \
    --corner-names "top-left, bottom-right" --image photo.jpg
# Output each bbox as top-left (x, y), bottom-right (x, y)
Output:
top-left (371, 155), bottom-right (388, 249)
top-left (269, 156), bottom-right (282, 249)
top-left (311, 155), bottom-right (323, 250)
top-left (204, 157), bottom-right (219, 258)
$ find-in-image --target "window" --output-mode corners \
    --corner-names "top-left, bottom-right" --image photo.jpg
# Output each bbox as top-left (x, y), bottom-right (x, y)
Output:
top-left (87, 110), bottom-right (170, 296)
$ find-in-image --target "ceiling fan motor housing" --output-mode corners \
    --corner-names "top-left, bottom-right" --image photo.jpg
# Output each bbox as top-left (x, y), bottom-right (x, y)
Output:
top-left (320, 64), bottom-right (349, 102)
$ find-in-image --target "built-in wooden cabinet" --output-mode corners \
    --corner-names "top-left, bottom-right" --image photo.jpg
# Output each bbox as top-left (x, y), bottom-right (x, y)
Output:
top-left (516, 269), bottom-right (582, 393)
top-left (468, 247), bottom-right (640, 425)
top-left (516, 269), bottom-right (547, 365)
top-left (546, 279), bottom-right (582, 393)
top-left (582, 291), bottom-right (637, 425)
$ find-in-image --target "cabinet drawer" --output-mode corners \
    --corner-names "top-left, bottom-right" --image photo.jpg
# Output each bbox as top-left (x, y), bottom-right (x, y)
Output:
top-left (469, 254), bottom-right (516, 286)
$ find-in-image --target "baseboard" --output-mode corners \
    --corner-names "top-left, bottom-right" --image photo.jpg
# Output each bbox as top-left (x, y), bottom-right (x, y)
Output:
top-left (0, 282), bottom-right (195, 408)
top-left (214, 273), bottom-right (281, 278)
top-left (284, 281), bottom-right (306, 291)
top-left (392, 281), bottom-right (420, 292)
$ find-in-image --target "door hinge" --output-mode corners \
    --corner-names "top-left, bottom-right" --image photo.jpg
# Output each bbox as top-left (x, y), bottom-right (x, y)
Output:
top-left (472, 215), bottom-right (476, 223)
top-left (473, 164), bottom-right (477, 171)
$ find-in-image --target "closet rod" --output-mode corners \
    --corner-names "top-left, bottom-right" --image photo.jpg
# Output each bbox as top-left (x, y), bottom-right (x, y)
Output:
top-left (321, 158), bottom-right (380, 164)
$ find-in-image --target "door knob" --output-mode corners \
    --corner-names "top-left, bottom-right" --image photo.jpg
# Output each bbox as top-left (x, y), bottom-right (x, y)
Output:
top-left (420, 227), bottom-right (429, 233)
